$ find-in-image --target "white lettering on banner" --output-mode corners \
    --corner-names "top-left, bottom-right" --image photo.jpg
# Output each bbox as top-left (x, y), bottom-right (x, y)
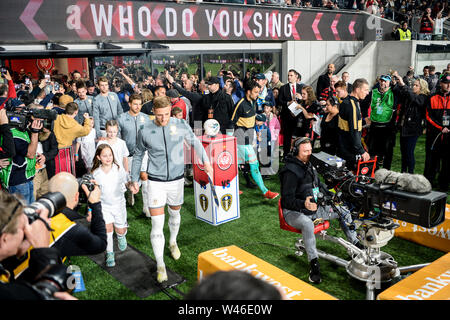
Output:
top-left (233, 11), bottom-right (244, 37)
top-left (411, 223), bottom-right (450, 240)
top-left (211, 248), bottom-right (302, 299)
top-left (219, 10), bottom-right (230, 37)
top-left (253, 12), bottom-right (263, 37)
top-left (205, 9), bottom-right (216, 37)
top-left (138, 6), bottom-right (151, 37)
top-left (165, 7), bottom-right (177, 37)
top-left (90, 4), bottom-right (113, 36)
top-left (66, 5), bottom-right (81, 30)
top-left (395, 270), bottom-right (450, 300)
top-left (284, 14), bottom-right (292, 37)
top-left (119, 5), bottom-right (134, 37)
top-left (182, 8), bottom-right (194, 37)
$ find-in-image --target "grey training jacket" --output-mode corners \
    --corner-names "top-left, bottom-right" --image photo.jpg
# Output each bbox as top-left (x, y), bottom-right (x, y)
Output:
top-left (117, 111), bottom-right (151, 155)
top-left (92, 92), bottom-right (123, 138)
top-left (131, 117), bottom-right (208, 182)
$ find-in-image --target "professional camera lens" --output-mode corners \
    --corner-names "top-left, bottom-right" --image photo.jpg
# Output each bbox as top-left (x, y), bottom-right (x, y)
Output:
top-left (23, 192), bottom-right (66, 224)
top-left (429, 200), bottom-right (445, 228)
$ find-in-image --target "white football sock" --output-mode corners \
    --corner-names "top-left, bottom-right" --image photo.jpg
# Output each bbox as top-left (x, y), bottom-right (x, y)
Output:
top-left (106, 231), bottom-right (114, 253)
top-left (150, 214), bottom-right (165, 267)
top-left (167, 207), bottom-right (181, 246)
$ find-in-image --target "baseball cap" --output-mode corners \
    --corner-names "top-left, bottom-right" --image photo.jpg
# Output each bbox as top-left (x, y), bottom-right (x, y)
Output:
top-left (255, 113), bottom-right (267, 122)
top-left (206, 76), bottom-right (220, 85)
top-left (380, 75), bottom-right (392, 82)
top-left (262, 100), bottom-right (273, 107)
top-left (440, 73), bottom-right (450, 84)
top-left (254, 73), bottom-right (266, 80)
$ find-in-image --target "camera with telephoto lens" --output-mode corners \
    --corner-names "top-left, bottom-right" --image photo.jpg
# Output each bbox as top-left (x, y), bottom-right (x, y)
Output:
top-left (77, 173), bottom-right (95, 203)
top-left (23, 192), bottom-right (66, 225)
top-left (31, 264), bottom-right (72, 300)
top-left (4, 100), bottom-right (57, 132)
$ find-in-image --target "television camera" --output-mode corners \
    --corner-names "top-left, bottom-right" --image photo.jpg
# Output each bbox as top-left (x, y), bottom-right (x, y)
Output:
top-left (4, 99), bottom-right (57, 131)
top-left (295, 151), bottom-right (447, 299)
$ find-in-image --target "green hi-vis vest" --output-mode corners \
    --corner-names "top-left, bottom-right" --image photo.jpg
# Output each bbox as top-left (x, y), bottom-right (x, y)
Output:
top-left (0, 128), bottom-right (36, 188)
top-left (398, 28), bottom-right (411, 40)
top-left (370, 88), bottom-right (395, 124)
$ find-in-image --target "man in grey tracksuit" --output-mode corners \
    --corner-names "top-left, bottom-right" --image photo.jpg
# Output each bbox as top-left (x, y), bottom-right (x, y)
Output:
top-left (74, 83), bottom-right (94, 125)
top-left (130, 96), bottom-right (213, 284)
top-left (92, 76), bottom-right (123, 138)
top-left (117, 93), bottom-right (151, 214)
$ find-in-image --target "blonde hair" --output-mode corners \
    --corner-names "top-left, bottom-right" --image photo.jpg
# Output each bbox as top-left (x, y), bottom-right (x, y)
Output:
top-left (153, 96), bottom-right (171, 110)
top-left (141, 89), bottom-right (153, 103)
top-left (416, 78), bottom-right (430, 96)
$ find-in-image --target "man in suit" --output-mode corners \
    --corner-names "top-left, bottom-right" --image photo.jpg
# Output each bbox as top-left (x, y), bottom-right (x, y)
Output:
top-left (278, 69), bottom-right (304, 159)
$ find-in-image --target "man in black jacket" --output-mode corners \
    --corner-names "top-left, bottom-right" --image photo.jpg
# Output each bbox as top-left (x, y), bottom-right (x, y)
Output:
top-left (337, 78), bottom-right (371, 171)
top-left (316, 64), bottom-right (335, 98)
top-left (279, 137), bottom-right (360, 284)
top-left (200, 76), bottom-right (235, 134)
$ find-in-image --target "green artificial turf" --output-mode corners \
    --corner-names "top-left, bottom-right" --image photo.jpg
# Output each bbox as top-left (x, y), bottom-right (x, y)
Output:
top-left (69, 135), bottom-right (447, 300)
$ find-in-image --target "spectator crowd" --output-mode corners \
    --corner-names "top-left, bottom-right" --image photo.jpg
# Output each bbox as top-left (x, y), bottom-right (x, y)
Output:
top-left (0, 56), bottom-right (449, 298)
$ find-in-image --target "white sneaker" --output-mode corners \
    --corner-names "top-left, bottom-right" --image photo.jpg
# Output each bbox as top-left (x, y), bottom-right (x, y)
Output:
top-left (169, 243), bottom-right (181, 260)
top-left (156, 265), bottom-right (168, 283)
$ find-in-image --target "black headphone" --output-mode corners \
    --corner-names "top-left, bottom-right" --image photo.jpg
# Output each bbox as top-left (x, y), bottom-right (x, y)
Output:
top-left (291, 136), bottom-right (311, 156)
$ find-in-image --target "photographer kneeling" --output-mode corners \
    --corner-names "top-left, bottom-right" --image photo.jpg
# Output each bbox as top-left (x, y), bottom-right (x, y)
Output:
top-left (0, 191), bottom-right (75, 300)
top-left (279, 137), bottom-right (362, 284)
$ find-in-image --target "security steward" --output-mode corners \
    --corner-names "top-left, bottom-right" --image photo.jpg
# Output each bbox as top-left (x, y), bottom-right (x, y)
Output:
top-left (396, 22), bottom-right (412, 40)
top-left (424, 73), bottom-right (450, 191)
top-left (337, 78), bottom-right (371, 171)
top-left (279, 137), bottom-right (361, 284)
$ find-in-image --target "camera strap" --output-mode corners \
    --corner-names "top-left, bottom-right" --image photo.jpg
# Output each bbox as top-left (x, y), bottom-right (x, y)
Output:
top-left (34, 215), bottom-right (54, 232)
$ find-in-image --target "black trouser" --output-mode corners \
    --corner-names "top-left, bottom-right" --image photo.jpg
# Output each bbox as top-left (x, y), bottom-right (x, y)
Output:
top-left (367, 125), bottom-right (396, 170)
top-left (424, 131), bottom-right (449, 191)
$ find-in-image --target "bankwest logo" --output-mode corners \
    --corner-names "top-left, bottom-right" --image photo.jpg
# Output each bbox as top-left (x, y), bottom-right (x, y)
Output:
top-left (394, 219), bottom-right (450, 240)
top-left (395, 270), bottom-right (450, 300)
top-left (210, 248), bottom-right (303, 300)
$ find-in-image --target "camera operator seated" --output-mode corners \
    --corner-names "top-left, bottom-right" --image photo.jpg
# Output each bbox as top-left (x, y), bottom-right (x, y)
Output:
top-left (0, 191), bottom-right (75, 300)
top-left (279, 137), bottom-right (362, 284)
top-left (4, 172), bottom-right (106, 282)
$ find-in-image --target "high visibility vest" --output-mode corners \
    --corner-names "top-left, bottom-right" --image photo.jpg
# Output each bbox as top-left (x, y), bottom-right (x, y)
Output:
top-left (398, 28), bottom-right (411, 40)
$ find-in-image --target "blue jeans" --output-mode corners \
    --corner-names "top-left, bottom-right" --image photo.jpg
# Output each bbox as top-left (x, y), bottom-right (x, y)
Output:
top-left (283, 204), bottom-right (358, 262)
top-left (9, 180), bottom-right (35, 204)
top-left (400, 135), bottom-right (419, 174)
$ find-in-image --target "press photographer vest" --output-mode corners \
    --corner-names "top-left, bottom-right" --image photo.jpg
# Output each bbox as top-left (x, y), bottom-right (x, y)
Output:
top-left (0, 128), bottom-right (36, 188)
top-left (11, 213), bottom-right (75, 279)
top-left (370, 89), bottom-right (395, 124)
top-left (398, 28), bottom-right (411, 40)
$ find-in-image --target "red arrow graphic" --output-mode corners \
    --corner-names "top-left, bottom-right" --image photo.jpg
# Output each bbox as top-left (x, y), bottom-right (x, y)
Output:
top-left (19, 0), bottom-right (48, 41)
top-left (75, 1), bottom-right (92, 40)
top-left (291, 11), bottom-right (301, 40)
top-left (243, 9), bottom-right (255, 40)
top-left (312, 12), bottom-right (323, 40)
top-left (348, 16), bottom-right (356, 40)
top-left (331, 14), bottom-right (341, 41)
top-left (151, 4), bottom-right (166, 40)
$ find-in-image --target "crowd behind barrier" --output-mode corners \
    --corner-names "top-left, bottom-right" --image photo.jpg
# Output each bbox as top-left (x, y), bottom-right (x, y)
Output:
top-left (0, 55), bottom-right (449, 299)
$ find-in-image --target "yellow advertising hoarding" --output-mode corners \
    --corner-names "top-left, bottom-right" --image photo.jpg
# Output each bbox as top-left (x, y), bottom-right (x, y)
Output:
top-left (378, 252), bottom-right (450, 300)
top-left (197, 245), bottom-right (337, 300)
